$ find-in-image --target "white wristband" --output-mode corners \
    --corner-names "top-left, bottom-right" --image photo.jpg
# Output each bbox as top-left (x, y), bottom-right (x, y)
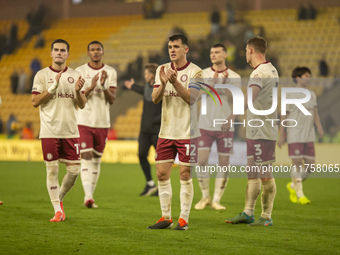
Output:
top-left (48, 81), bottom-right (59, 94)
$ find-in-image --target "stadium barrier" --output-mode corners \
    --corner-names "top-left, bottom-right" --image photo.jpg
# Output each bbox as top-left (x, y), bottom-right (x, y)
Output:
top-left (0, 140), bottom-right (338, 165)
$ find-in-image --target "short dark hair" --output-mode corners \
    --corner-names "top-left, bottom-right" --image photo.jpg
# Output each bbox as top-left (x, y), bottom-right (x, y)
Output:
top-left (247, 36), bottom-right (267, 54)
top-left (145, 63), bottom-right (158, 75)
top-left (87, 41), bottom-right (104, 51)
top-left (169, 34), bottom-right (188, 47)
top-left (292, 66), bottom-right (312, 83)
top-left (51, 39), bottom-right (70, 52)
top-left (212, 43), bottom-right (227, 52)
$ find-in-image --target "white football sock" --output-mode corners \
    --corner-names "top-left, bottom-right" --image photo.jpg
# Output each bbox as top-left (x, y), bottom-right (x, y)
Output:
top-left (261, 178), bottom-right (276, 220)
top-left (158, 179), bottom-right (172, 220)
top-left (244, 178), bottom-right (261, 216)
top-left (179, 179), bottom-right (194, 222)
top-left (91, 157), bottom-right (101, 196)
top-left (147, 180), bottom-right (155, 187)
top-left (80, 159), bottom-right (93, 201)
top-left (292, 178), bottom-right (304, 198)
top-left (59, 164), bottom-right (80, 202)
top-left (197, 178), bottom-right (210, 198)
top-left (46, 160), bottom-right (61, 213)
top-left (212, 178), bottom-right (228, 203)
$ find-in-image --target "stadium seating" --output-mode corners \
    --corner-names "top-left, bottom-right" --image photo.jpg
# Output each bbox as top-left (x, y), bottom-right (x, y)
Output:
top-left (1, 7), bottom-right (338, 139)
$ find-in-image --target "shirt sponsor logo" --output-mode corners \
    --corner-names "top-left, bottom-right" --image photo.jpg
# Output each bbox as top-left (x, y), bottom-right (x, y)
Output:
top-left (164, 90), bottom-right (180, 97)
top-left (58, 92), bottom-right (75, 99)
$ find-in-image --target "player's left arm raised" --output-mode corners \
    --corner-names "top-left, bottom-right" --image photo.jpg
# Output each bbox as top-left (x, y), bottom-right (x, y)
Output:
top-left (75, 76), bottom-right (87, 109)
top-left (102, 70), bottom-right (116, 105)
top-left (314, 107), bottom-right (324, 138)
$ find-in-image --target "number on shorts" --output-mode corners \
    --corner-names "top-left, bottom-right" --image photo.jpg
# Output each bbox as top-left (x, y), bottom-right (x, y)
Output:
top-left (185, 144), bottom-right (196, 156)
top-left (254, 144), bottom-right (262, 156)
top-left (223, 138), bottom-right (232, 148)
top-left (74, 143), bottom-right (80, 154)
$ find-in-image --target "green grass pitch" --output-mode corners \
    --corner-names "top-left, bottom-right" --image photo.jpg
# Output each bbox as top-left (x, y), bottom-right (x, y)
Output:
top-left (0, 161), bottom-right (339, 255)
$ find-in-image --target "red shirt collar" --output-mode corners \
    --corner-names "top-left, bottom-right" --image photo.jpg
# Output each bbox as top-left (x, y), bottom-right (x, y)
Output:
top-left (171, 61), bottom-right (190, 71)
top-left (254, 61), bottom-right (270, 70)
top-left (49, 66), bottom-right (68, 73)
top-left (211, 66), bottom-right (228, 73)
top-left (88, 63), bottom-right (104, 70)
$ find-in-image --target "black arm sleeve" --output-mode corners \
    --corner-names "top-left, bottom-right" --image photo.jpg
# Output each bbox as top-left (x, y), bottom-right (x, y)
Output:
top-left (131, 83), bottom-right (144, 95)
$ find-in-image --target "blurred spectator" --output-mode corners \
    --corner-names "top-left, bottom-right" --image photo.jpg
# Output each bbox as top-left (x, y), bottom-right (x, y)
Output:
top-left (298, 4), bottom-right (308, 20)
top-left (10, 70), bottom-right (19, 94)
top-left (18, 69), bottom-right (28, 94)
top-left (30, 58), bottom-right (41, 74)
top-left (325, 115), bottom-right (337, 143)
top-left (210, 6), bottom-right (221, 36)
top-left (226, 1), bottom-right (235, 25)
top-left (319, 54), bottom-right (329, 77)
top-left (34, 33), bottom-right (45, 48)
top-left (243, 26), bottom-right (255, 47)
top-left (24, 4), bottom-right (46, 41)
top-left (153, 0), bottom-right (165, 18)
top-left (8, 23), bottom-right (18, 54)
top-left (7, 114), bottom-right (20, 138)
top-left (0, 31), bottom-right (6, 59)
top-left (225, 41), bottom-right (236, 67)
top-left (306, 3), bottom-right (317, 20)
top-left (0, 115), bottom-right (3, 133)
top-left (21, 122), bottom-right (34, 139)
top-left (143, 0), bottom-right (153, 19)
top-left (234, 49), bottom-right (247, 70)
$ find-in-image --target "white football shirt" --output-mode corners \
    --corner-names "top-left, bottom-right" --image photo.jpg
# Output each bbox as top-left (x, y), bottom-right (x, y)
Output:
top-left (199, 67), bottom-right (242, 131)
top-left (246, 62), bottom-right (279, 141)
top-left (76, 63), bottom-right (117, 128)
top-left (154, 61), bottom-right (202, 140)
top-left (32, 66), bottom-right (81, 138)
top-left (285, 89), bottom-right (317, 143)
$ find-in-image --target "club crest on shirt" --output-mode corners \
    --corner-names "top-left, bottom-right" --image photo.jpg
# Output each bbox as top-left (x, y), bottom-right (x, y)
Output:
top-left (48, 78), bottom-right (54, 84)
top-left (180, 74), bottom-right (188, 82)
top-left (68, 77), bottom-right (75, 83)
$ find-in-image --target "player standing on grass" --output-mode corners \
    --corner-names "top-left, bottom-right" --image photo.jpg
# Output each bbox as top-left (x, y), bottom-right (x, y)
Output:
top-left (278, 66), bottom-right (323, 205)
top-left (195, 43), bottom-right (241, 211)
top-left (76, 41), bottom-right (117, 208)
top-left (32, 39), bottom-right (87, 222)
top-left (124, 63), bottom-right (161, 197)
top-left (148, 34), bottom-right (202, 230)
top-left (222, 36), bottom-right (279, 226)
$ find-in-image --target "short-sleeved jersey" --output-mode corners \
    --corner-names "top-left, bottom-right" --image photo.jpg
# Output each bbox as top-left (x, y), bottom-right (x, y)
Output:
top-left (32, 66), bottom-right (81, 139)
top-left (154, 61), bottom-right (202, 140)
top-left (286, 90), bottom-right (317, 143)
top-left (246, 62), bottom-right (279, 141)
top-left (76, 63), bottom-right (117, 128)
top-left (199, 67), bottom-right (242, 131)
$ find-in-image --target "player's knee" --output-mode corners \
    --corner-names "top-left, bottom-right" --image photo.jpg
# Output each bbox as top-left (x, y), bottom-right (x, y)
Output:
top-left (66, 164), bottom-right (80, 176)
top-left (180, 171), bottom-right (190, 181)
top-left (46, 160), bottom-right (59, 176)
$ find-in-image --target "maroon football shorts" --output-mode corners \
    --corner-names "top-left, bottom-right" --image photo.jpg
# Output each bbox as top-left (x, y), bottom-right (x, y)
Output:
top-left (155, 138), bottom-right (198, 166)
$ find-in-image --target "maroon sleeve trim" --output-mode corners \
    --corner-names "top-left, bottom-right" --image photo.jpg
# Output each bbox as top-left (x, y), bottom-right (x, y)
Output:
top-left (249, 84), bottom-right (261, 90)
top-left (32, 91), bottom-right (41, 95)
top-left (154, 85), bottom-right (160, 88)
